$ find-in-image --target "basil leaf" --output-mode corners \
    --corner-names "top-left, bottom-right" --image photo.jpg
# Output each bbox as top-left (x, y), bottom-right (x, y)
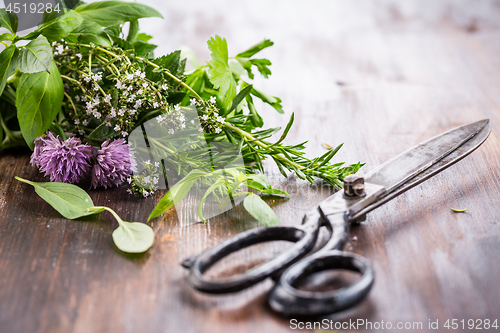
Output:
top-left (0, 45), bottom-right (18, 97)
top-left (0, 8), bottom-right (18, 34)
top-left (18, 36), bottom-right (53, 74)
top-left (0, 33), bottom-right (14, 42)
top-left (207, 35), bottom-right (237, 110)
top-left (65, 20), bottom-right (112, 47)
top-left (112, 221), bottom-right (155, 253)
top-left (16, 60), bottom-right (64, 149)
top-left (37, 11), bottom-right (83, 42)
top-left (15, 177), bottom-right (104, 219)
top-left (75, 1), bottom-right (163, 27)
top-left (243, 194), bottom-right (281, 226)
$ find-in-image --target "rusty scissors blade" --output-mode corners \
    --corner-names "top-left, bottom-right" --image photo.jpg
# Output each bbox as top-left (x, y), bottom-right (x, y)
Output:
top-left (181, 119), bottom-right (491, 317)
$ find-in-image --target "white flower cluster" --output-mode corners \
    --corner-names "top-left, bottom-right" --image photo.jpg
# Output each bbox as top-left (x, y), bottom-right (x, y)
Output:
top-left (127, 160), bottom-right (161, 197)
top-left (68, 64), bottom-right (168, 138)
top-left (52, 41), bottom-right (69, 56)
top-left (155, 104), bottom-right (188, 135)
top-left (191, 96), bottom-right (224, 134)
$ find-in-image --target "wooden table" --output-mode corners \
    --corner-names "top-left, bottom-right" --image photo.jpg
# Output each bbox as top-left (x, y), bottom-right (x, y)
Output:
top-left (1, 0), bottom-right (500, 332)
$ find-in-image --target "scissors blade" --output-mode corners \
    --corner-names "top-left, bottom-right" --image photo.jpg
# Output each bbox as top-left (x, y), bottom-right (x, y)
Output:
top-left (365, 119), bottom-right (490, 191)
top-left (348, 119), bottom-right (491, 220)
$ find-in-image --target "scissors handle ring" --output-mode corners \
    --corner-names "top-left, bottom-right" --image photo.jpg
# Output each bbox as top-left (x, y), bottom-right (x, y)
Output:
top-left (268, 250), bottom-right (374, 316)
top-left (184, 209), bottom-right (323, 294)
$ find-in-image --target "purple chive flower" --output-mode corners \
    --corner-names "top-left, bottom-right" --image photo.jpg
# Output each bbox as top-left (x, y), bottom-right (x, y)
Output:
top-left (30, 132), bottom-right (92, 183)
top-left (91, 139), bottom-right (134, 188)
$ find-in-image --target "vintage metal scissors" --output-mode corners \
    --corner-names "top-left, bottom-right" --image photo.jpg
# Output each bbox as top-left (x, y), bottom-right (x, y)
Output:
top-left (181, 119), bottom-right (491, 317)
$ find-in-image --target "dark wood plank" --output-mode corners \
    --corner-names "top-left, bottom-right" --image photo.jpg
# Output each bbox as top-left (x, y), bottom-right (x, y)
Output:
top-left (1, 0), bottom-right (500, 332)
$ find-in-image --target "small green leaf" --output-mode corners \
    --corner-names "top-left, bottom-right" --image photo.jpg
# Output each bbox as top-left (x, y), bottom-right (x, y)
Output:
top-left (237, 58), bottom-right (272, 79)
top-left (136, 33), bottom-right (153, 42)
top-left (247, 173), bottom-right (271, 188)
top-left (18, 36), bottom-right (53, 74)
top-left (207, 35), bottom-right (237, 110)
top-left (0, 8), bottom-right (18, 34)
top-left (75, 1), bottom-right (163, 27)
top-left (251, 87), bottom-right (283, 114)
top-left (0, 45), bottom-right (19, 97)
top-left (245, 94), bottom-right (264, 128)
top-left (229, 84), bottom-right (253, 112)
top-left (261, 188), bottom-right (290, 198)
top-left (16, 60), bottom-right (64, 149)
top-left (236, 39), bottom-right (274, 58)
top-left (148, 170), bottom-right (207, 221)
top-left (37, 11), bottom-right (84, 42)
top-left (450, 207), bottom-right (470, 213)
top-left (274, 113), bottom-right (294, 145)
top-left (0, 33), bottom-right (14, 42)
top-left (243, 194), bottom-right (281, 226)
top-left (15, 177), bottom-right (104, 219)
top-left (147, 50), bottom-right (185, 83)
top-left (65, 20), bottom-right (112, 47)
top-left (112, 221), bottom-right (155, 253)
top-left (133, 40), bottom-right (158, 57)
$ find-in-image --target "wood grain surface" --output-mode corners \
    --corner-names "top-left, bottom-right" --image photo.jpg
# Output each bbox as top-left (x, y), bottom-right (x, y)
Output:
top-left (1, 0), bottom-right (500, 332)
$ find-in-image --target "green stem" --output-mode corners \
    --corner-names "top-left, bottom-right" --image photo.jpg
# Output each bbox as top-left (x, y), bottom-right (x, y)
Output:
top-left (64, 92), bottom-right (78, 116)
top-left (88, 52), bottom-right (92, 74)
top-left (65, 42), bottom-right (199, 102)
top-left (88, 207), bottom-right (134, 238)
top-left (61, 74), bottom-right (86, 94)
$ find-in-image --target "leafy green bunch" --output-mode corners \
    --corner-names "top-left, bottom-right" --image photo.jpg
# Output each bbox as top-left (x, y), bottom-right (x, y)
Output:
top-left (1, 1), bottom-right (363, 252)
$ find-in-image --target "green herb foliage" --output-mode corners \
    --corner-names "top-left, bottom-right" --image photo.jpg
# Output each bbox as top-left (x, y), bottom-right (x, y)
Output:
top-left (15, 176), bottom-right (104, 219)
top-left (16, 177), bottom-right (154, 253)
top-left (2, 1), bottom-right (362, 236)
top-left (16, 61), bottom-right (63, 149)
top-left (243, 194), bottom-right (281, 226)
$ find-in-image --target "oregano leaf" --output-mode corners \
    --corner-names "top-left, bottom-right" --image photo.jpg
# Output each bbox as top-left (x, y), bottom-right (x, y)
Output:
top-left (112, 221), bottom-right (155, 253)
top-left (243, 194), bottom-right (281, 226)
top-left (15, 177), bottom-right (104, 219)
top-left (148, 170), bottom-right (207, 221)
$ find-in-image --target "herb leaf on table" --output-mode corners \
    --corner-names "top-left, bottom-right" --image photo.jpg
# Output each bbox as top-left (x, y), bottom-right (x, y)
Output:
top-left (16, 177), bottom-right (154, 253)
